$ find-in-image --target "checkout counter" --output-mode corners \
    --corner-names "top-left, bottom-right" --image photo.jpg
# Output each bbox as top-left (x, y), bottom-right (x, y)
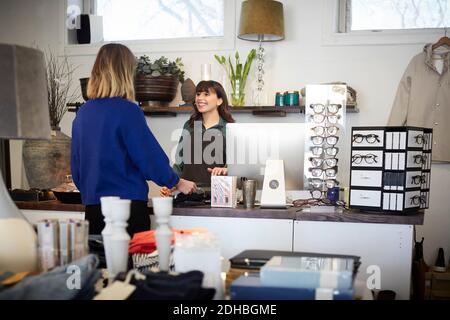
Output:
top-left (16, 200), bottom-right (424, 300)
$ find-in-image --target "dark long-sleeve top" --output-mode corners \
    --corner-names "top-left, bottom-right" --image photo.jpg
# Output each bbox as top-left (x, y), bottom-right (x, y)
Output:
top-left (71, 97), bottom-right (179, 205)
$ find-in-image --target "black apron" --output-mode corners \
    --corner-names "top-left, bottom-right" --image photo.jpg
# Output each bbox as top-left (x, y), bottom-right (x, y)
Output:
top-left (181, 124), bottom-right (226, 186)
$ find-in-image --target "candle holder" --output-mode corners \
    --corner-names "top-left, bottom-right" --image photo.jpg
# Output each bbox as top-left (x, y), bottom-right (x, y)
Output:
top-left (109, 199), bottom-right (131, 280)
top-left (100, 196), bottom-right (120, 284)
top-left (152, 197), bottom-right (173, 272)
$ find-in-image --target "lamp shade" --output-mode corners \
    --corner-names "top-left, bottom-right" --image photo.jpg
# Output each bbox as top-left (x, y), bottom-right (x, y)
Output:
top-left (0, 44), bottom-right (50, 140)
top-left (238, 0), bottom-right (285, 42)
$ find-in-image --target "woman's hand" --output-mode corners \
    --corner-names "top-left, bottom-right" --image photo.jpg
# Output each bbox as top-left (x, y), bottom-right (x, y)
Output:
top-left (208, 167), bottom-right (228, 176)
top-left (176, 178), bottom-right (197, 194)
top-left (160, 186), bottom-right (176, 197)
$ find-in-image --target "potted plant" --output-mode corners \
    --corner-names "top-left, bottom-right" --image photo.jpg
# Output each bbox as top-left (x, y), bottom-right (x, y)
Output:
top-left (215, 49), bottom-right (256, 107)
top-left (134, 55), bottom-right (185, 109)
top-left (22, 51), bottom-right (79, 189)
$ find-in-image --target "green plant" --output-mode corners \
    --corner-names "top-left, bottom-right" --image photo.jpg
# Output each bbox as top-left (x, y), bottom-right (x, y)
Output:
top-left (214, 49), bottom-right (256, 106)
top-left (136, 55), bottom-right (185, 82)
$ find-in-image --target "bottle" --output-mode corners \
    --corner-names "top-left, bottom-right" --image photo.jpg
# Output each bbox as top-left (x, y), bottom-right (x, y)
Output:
top-left (109, 199), bottom-right (131, 280)
top-left (411, 237), bottom-right (429, 300)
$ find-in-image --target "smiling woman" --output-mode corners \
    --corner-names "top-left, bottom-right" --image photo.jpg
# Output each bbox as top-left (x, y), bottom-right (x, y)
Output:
top-left (160, 80), bottom-right (235, 197)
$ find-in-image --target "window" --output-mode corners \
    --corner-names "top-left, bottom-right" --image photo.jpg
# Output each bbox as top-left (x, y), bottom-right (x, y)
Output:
top-left (62, 0), bottom-right (234, 56)
top-left (96, 0), bottom-right (225, 42)
top-left (340, 0), bottom-right (450, 32)
top-left (323, 0), bottom-right (450, 46)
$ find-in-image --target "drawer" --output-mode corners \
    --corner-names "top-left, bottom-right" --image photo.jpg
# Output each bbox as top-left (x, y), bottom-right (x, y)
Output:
top-left (421, 171), bottom-right (431, 190)
top-left (406, 151), bottom-right (424, 169)
top-left (423, 132), bottom-right (433, 151)
top-left (404, 190), bottom-right (422, 209)
top-left (383, 172), bottom-right (405, 191)
top-left (384, 152), bottom-right (406, 170)
top-left (382, 193), bottom-right (404, 211)
top-left (352, 130), bottom-right (384, 148)
top-left (406, 171), bottom-right (423, 189)
top-left (386, 131), bottom-right (407, 150)
top-left (351, 150), bottom-right (383, 168)
top-left (351, 170), bottom-right (382, 188)
top-left (422, 152), bottom-right (432, 170)
top-left (407, 129), bottom-right (425, 148)
top-left (420, 191), bottom-right (430, 209)
top-left (350, 189), bottom-right (381, 208)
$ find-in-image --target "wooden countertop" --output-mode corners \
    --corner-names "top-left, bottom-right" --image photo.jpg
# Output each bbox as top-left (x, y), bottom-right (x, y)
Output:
top-left (16, 200), bottom-right (424, 225)
top-left (15, 200), bottom-right (85, 212)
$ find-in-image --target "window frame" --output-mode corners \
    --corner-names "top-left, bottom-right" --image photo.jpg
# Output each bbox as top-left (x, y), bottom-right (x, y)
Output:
top-left (59, 0), bottom-right (236, 56)
top-left (322, 0), bottom-right (448, 46)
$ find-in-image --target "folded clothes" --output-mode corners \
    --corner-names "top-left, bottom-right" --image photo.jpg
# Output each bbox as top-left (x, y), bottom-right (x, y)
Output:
top-left (128, 228), bottom-right (208, 254)
top-left (115, 270), bottom-right (215, 300)
top-left (0, 254), bottom-right (101, 300)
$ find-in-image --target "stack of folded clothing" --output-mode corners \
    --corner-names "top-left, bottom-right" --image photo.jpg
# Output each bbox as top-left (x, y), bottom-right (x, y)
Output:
top-left (129, 228), bottom-right (208, 272)
top-left (228, 250), bottom-right (360, 300)
top-left (113, 270), bottom-right (215, 300)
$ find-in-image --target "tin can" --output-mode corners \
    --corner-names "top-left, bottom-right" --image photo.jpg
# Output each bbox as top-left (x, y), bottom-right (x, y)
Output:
top-left (285, 91), bottom-right (300, 106)
top-left (275, 92), bottom-right (285, 106)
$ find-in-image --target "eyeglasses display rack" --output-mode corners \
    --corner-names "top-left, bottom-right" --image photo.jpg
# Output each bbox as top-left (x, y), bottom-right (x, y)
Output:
top-left (304, 84), bottom-right (347, 204)
top-left (349, 126), bottom-right (432, 213)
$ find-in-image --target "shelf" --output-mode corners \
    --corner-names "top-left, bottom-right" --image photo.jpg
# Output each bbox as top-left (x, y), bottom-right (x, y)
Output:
top-left (67, 103), bottom-right (359, 117)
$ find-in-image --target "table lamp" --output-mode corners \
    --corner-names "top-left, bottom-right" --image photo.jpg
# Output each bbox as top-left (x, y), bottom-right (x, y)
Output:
top-left (0, 44), bottom-right (51, 273)
top-left (238, 0), bottom-right (285, 106)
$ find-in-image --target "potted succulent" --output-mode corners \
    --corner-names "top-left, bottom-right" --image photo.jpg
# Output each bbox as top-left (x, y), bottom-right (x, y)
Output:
top-left (134, 55), bottom-right (185, 108)
top-left (215, 49), bottom-right (256, 107)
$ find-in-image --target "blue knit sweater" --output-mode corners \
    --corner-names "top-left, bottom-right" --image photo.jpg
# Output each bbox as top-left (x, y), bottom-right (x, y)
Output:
top-left (71, 97), bottom-right (179, 205)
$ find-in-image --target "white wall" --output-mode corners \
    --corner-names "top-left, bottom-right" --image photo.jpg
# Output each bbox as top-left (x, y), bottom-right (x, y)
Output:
top-left (1, 0), bottom-right (448, 267)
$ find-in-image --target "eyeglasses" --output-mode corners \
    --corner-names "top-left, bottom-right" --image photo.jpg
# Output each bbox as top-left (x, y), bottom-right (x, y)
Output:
top-left (309, 157), bottom-right (338, 168)
top-left (411, 174), bottom-right (427, 185)
top-left (311, 126), bottom-right (339, 136)
top-left (352, 134), bottom-right (380, 144)
top-left (308, 178), bottom-right (339, 189)
top-left (310, 189), bottom-right (326, 199)
top-left (309, 166), bottom-right (338, 178)
top-left (410, 195), bottom-right (426, 205)
top-left (309, 103), bottom-right (342, 114)
top-left (414, 134), bottom-right (427, 145)
top-left (310, 114), bottom-right (341, 124)
top-left (351, 153), bottom-right (378, 164)
top-left (413, 154), bottom-right (427, 164)
top-left (311, 146), bottom-right (339, 156)
top-left (292, 198), bottom-right (345, 207)
top-left (311, 135), bottom-right (339, 146)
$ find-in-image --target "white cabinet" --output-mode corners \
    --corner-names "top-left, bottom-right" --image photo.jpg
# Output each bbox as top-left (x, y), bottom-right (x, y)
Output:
top-left (151, 215), bottom-right (293, 261)
top-left (293, 220), bottom-right (413, 300)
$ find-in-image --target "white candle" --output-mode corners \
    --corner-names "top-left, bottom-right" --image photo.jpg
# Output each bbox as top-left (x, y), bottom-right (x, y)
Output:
top-left (201, 64), bottom-right (211, 81)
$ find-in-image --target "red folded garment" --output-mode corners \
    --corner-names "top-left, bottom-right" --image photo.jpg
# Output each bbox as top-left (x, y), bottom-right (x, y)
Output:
top-left (128, 228), bottom-right (208, 255)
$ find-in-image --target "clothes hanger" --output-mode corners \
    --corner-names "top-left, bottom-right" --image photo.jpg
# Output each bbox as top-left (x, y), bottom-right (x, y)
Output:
top-left (432, 27), bottom-right (450, 50)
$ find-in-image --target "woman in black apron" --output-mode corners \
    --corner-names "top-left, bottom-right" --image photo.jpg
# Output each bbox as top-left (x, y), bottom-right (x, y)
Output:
top-left (161, 80), bottom-right (235, 196)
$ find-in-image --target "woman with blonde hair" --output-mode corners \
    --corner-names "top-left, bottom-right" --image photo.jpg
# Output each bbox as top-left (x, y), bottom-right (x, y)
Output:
top-left (71, 43), bottom-right (196, 236)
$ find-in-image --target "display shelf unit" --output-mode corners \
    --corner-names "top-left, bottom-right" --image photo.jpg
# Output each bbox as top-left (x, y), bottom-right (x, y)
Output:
top-left (67, 103), bottom-right (359, 117)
